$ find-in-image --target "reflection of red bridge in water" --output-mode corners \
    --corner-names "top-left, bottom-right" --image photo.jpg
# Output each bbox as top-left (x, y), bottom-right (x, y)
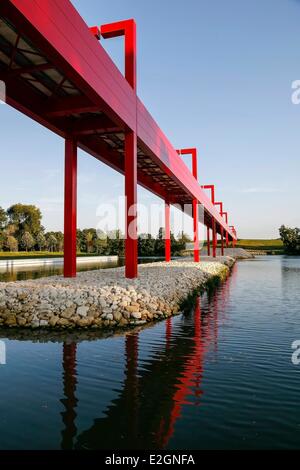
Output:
top-left (59, 267), bottom-right (236, 450)
top-left (0, 0), bottom-right (237, 279)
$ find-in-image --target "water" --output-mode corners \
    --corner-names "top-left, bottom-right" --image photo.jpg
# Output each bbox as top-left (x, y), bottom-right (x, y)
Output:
top-left (0, 259), bottom-right (123, 282)
top-left (0, 257), bottom-right (163, 282)
top-left (0, 255), bottom-right (300, 450)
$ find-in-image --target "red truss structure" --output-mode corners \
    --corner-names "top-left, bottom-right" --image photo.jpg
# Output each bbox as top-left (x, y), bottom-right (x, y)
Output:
top-left (0, 0), bottom-right (237, 278)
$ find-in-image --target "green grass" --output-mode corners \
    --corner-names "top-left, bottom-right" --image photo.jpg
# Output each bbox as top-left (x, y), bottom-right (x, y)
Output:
top-left (235, 239), bottom-right (284, 251)
top-left (0, 252), bottom-right (105, 260)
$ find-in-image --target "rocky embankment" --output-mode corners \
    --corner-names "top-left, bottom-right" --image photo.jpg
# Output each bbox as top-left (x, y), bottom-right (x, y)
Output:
top-left (0, 257), bottom-right (235, 330)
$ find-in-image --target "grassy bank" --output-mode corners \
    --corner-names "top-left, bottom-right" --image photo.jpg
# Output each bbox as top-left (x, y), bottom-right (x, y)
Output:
top-left (235, 239), bottom-right (283, 252)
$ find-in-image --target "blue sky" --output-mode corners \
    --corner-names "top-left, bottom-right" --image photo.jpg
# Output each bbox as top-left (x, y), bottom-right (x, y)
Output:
top-left (1, 0), bottom-right (300, 238)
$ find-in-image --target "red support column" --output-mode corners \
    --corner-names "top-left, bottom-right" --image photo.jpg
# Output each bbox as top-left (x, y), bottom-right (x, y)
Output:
top-left (100, 19), bottom-right (138, 278)
top-left (64, 137), bottom-right (77, 278)
top-left (177, 148), bottom-right (199, 262)
top-left (125, 131), bottom-right (138, 278)
top-left (221, 211), bottom-right (229, 247)
top-left (212, 219), bottom-right (217, 258)
top-left (221, 227), bottom-right (224, 256)
top-left (165, 201), bottom-right (171, 262)
top-left (207, 226), bottom-right (210, 256)
top-left (193, 199), bottom-right (200, 262)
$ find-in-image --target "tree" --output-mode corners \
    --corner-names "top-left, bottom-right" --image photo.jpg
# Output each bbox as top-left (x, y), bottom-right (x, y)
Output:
top-left (45, 231), bottom-right (63, 252)
top-left (177, 231), bottom-right (192, 244)
top-left (95, 237), bottom-right (108, 255)
top-left (76, 229), bottom-right (84, 253)
top-left (107, 229), bottom-right (124, 256)
top-left (20, 231), bottom-right (35, 252)
top-left (85, 230), bottom-right (95, 253)
top-left (46, 234), bottom-right (58, 252)
top-left (154, 227), bottom-right (166, 256)
top-left (55, 231), bottom-right (64, 252)
top-left (138, 233), bottom-right (155, 257)
top-left (81, 228), bottom-right (97, 253)
top-left (279, 225), bottom-right (300, 254)
top-left (0, 206), bottom-right (7, 230)
top-left (4, 235), bottom-right (18, 252)
top-left (36, 232), bottom-right (46, 251)
top-left (7, 204), bottom-right (43, 241)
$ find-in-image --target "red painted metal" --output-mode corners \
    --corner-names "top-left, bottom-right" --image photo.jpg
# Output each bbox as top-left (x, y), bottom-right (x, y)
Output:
top-left (230, 225), bottom-right (237, 247)
top-left (221, 227), bottom-right (224, 256)
top-left (89, 26), bottom-right (101, 40)
top-left (214, 201), bottom-right (223, 214)
top-left (64, 137), bottom-right (77, 278)
top-left (222, 211), bottom-right (229, 247)
top-left (101, 19), bottom-right (137, 91)
top-left (201, 185), bottom-right (215, 205)
top-left (193, 199), bottom-right (200, 262)
top-left (0, 0), bottom-right (237, 280)
top-left (177, 148), bottom-right (199, 262)
top-left (177, 148), bottom-right (198, 180)
top-left (100, 19), bottom-right (138, 278)
top-left (125, 131), bottom-right (138, 278)
top-left (212, 219), bottom-right (217, 258)
top-left (207, 226), bottom-right (211, 256)
top-left (165, 202), bottom-right (171, 262)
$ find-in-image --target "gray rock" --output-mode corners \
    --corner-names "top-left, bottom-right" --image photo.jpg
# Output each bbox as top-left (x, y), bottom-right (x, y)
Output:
top-left (77, 306), bottom-right (89, 317)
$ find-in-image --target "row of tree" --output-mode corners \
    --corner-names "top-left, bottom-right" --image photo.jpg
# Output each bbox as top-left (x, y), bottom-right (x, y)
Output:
top-left (0, 204), bottom-right (191, 256)
top-left (279, 225), bottom-right (300, 254)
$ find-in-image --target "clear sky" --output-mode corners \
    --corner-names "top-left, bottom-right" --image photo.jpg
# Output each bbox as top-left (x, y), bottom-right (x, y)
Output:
top-left (1, 0), bottom-right (300, 239)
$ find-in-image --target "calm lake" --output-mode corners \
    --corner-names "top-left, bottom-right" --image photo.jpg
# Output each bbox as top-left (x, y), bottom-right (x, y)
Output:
top-left (0, 255), bottom-right (300, 450)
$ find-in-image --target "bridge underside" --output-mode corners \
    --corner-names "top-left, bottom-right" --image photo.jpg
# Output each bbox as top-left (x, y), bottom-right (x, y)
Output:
top-left (0, 0), bottom-right (236, 278)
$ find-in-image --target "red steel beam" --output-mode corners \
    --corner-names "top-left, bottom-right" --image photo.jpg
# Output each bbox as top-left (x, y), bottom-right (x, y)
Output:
top-left (99, 19), bottom-right (138, 278)
top-left (207, 226), bottom-right (211, 256)
top-left (101, 19), bottom-right (137, 91)
top-left (221, 227), bottom-right (224, 256)
top-left (221, 211), bottom-right (229, 247)
top-left (177, 148), bottom-right (199, 262)
top-left (214, 201), bottom-right (223, 214)
top-left (165, 202), bottom-right (171, 262)
top-left (201, 185), bottom-right (215, 205)
top-left (212, 219), bottom-right (217, 258)
top-left (64, 137), bottom-right (77, 278)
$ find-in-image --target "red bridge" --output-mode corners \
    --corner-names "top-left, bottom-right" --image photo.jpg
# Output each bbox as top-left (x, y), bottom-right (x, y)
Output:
top-left (0, 0), bottom-right (237, 279)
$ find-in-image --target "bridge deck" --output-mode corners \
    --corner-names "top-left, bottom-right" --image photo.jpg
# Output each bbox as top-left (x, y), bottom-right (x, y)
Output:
top-left (0, 0), bottom-right (235, 239)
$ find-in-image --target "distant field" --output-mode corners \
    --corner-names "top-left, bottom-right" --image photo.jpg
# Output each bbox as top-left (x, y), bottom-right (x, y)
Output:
top-left (236, 239), bottom-right (284, 251)
top-left (0, 252), bottom-right (102, 259)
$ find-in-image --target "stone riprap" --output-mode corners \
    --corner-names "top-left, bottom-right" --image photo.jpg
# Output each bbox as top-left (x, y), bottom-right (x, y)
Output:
top-left (183, 247), bottom-right (254, 259)
top-left (0, 258), bottom-right (235, 329)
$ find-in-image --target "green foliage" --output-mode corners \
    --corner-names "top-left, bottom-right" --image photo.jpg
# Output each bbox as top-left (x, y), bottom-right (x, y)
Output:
top-left (0, 204), bottom-right (192, 257)
top-left (20, 231), bottom-right (35, 251)
top-left (7, 204), bottom-right (43, 241)
top-left (46, 233), bottom-right (58, 252)
top-left (0, 206), bottom-right (7, 230)
top-left (138, 234), bottom-right (156, 257)
top-left (36, 232), bottom-right (46, 251)
top-left (279, 225), bottom-right (300, 254)
top-left (3, 234), bottom-right (18, 252)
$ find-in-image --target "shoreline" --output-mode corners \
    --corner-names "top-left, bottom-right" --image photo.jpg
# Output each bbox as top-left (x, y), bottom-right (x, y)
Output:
top-left (0, 256), bottom-right (239, 330)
